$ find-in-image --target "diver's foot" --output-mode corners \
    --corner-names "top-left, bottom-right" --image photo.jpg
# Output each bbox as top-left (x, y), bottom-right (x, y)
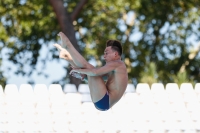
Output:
top-left (57, 32), bottom-right (71, 49)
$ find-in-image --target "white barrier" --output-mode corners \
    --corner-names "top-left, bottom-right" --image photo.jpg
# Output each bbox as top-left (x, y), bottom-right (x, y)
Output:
top-left (0, 83), bottom-right (200, 132)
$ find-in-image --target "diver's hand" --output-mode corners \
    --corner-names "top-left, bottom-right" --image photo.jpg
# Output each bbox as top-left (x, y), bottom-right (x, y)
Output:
top-left (54, 43), bottom-right (72, 60)
top-left (70, 71), bottom-right (86, 81)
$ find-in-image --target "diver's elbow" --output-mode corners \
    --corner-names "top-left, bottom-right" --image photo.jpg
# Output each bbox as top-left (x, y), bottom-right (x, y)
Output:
top-left (91, 70), bottom-right (99, 76)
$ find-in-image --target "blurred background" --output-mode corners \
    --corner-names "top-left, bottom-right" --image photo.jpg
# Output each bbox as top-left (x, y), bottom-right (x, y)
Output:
top-left (0, 0), bottom-right (200, 88)
top-left (1, 0), bottom-right (200, 133)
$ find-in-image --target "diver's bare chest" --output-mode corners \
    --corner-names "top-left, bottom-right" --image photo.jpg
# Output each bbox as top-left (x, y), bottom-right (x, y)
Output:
top-left (107, 71), bottom-right (116, 83)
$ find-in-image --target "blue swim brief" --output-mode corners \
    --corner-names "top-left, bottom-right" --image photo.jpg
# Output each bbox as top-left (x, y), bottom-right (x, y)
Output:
top-left (94, 91), bottom-right (109, 111)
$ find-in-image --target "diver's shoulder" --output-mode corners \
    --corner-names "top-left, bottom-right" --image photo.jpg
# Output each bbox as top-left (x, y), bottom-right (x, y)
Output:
top-left (116, 60), bottom-right (126, 66)
top-left (106, 60), bottom-right (126, 68)
top-left (110, 59), bottom-right (124, 64)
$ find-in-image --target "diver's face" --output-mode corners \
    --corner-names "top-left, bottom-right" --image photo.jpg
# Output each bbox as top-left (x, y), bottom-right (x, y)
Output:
top-left (103, 46), bottom-right (115, 62)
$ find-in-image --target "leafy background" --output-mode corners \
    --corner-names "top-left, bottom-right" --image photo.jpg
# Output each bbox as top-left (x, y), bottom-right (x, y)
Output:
top-left (0, 0), bottom-right (200, 88)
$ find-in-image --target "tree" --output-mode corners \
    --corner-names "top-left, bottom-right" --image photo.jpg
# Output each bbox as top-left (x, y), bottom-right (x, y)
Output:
top-left (0, 0), bottom-right (59, 87)
top-left (48, 0), bottom-right (88, 88)
top-left (0, 0), bottom-right (200, 88)
top-left (133, 0), bottom-right (200, 85)
top-left (140, 62), bottom-right (158, 86)
top-left (71, 0), bottom-right (200, 85)
top-left (0, 0), bottom-right (140, 88)
top-left (0, 0), bottom-right (84, 88)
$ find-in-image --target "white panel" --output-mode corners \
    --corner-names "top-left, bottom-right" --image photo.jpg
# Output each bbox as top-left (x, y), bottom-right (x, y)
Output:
top-left (180, 83), bottom-right (194, 93)
top-left (165, 83), bottom-right (179, 93)
top-left (151, 83), bottom-right (165, 93)
top-left (136, 83), bottom-right (151, 93)
top-left (125, 84), bottom-right (135, 93)
top-left (78, 84), bottom-right (90, 93)
top-left (195, 83), bottom-right (200, 93)
top-left (64, 84), bottom-right (77, 93)
top-left (4, 84), bottom-right (18, 95)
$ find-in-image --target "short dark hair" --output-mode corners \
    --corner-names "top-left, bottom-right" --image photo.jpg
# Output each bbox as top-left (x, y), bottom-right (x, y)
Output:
top-left (106, 40), bottom-right (122, 56)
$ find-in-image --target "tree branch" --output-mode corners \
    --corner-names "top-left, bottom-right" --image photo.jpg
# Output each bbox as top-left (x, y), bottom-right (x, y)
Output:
top-left (179, 42), bottom-right (200, 73)
top-left (49, 0), bottom-right (82, 88)
top-left (49, 0), bottom-right (79, 50)
top-left (71, 0), bottom-right (88, 21)
top-left (49, 0), bottom-right (71, 34)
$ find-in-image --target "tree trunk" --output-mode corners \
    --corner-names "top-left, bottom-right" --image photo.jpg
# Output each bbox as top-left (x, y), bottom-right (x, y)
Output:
top-left (49, 0), bottom-right (82, 88)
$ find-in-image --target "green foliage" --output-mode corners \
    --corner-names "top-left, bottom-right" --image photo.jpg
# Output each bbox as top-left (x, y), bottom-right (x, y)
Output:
top-left (174, 71), bottom-right (195, 86)
top-left (0, 0), bottom-right (59, 85)
top-left (75, 0), bottom-right (200, 85)
top-left (175, 71), bottom-right (189, 86)
top-left (140, 62), bottom-right (158, 86)
top-left (129, 0), bottom-right (200, 84)
top-left (0, 0), bottom-right (200, 86)
top-left (75, 0), bottom-right (138, 60)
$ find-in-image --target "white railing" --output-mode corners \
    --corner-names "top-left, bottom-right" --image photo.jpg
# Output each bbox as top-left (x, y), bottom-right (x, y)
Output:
top-left (0, 83), bottom-right (200, 133)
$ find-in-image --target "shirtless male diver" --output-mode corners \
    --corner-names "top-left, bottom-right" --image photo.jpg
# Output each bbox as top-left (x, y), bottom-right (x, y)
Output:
top-left (54, 32), bottom-right (128, 111)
